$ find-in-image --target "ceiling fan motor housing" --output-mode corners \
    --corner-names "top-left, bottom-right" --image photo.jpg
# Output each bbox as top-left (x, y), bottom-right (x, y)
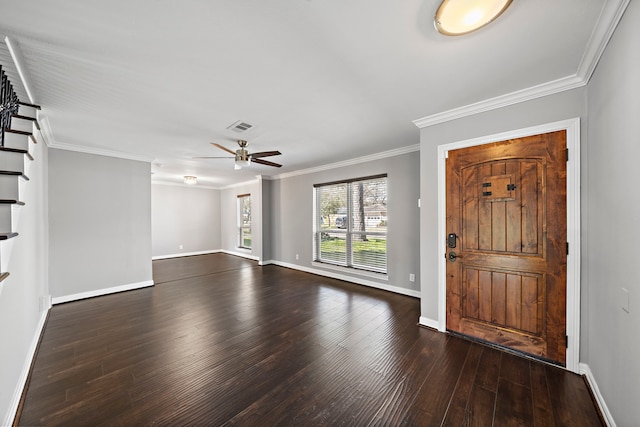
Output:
top-left (235, 149), bottom-right (250, 162)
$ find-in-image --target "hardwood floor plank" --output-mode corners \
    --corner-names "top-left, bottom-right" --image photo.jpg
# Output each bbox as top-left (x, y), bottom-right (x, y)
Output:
top-left (494, 378), bottom-right (534, 426)
top-left (530, 362), bottom-right (556, 427)
top-left (467, 384), bottom-right (497, 426)
top-left (544, 364), bottom-right (604, 427)
top-left (365, 331), bottom-right (449, 426)
top-left (500, 351), bottom-right (533, 388)
top-left (224, 347), bottom-right (354, 426)
top-left (401, 337), bottom-right (472, 426)
top-left (441, 343), bottom-right (484, 426)
top-left (152, 253), bottom-right (256, 284)
top-left (328, 330), bottom-right (446, 426)
top-left (474, 345), bottom-right (502, 392)
top-left (17, 254), bottom-right (604, 426)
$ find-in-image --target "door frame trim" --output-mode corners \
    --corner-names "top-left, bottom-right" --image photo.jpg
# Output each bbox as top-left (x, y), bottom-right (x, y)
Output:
top-left (436, 118), bottom-right (581, 372)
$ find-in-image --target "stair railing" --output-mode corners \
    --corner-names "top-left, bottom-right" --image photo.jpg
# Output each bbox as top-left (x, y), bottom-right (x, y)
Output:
top-left (0, 65), bottom-right (21, 147)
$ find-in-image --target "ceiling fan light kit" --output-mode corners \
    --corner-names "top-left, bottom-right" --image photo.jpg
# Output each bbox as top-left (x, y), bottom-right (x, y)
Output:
top-left (435, 0), bottom-right (512, 36)
top-left (234, 141), bottom-right (252, 169)
top-left (235, 156), bottom-right (251, 169)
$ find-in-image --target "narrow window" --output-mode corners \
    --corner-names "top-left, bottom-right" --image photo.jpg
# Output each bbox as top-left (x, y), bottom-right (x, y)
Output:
top-left (314, 175), bottom-right (387, 274)
top-left (237, 194), bottom-right (251, 249)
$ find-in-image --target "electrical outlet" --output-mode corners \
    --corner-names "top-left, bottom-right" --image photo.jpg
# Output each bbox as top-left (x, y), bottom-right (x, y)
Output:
top-left (409, 273), bottom-right (415, 282)
top-left (179, 245), bottom-right (183, 250)
top-left (296, 254), bottom-right (299, 260)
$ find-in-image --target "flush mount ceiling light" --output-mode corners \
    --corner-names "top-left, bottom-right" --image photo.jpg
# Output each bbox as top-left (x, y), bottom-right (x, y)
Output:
top-left (435, 0), bottom-right (512, 36)
top-left (183, 175), bottom-right (197, 185)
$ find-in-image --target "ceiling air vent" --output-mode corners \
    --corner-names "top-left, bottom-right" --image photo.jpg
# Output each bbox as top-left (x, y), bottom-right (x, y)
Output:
top-left (227, 120), bottom-right (253, 133)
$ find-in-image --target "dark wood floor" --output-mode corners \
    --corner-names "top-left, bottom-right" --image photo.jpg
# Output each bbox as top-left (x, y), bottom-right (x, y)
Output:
top-left (17, 254), bottom-right (603, 426)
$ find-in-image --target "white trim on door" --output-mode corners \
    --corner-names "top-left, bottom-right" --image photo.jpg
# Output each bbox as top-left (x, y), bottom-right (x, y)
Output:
top-left (436, 118), bottom-right (581, 373)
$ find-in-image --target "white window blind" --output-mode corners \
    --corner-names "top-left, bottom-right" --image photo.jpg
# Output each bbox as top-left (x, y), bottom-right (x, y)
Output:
top-left (314, 174), bottom-right (387, 274)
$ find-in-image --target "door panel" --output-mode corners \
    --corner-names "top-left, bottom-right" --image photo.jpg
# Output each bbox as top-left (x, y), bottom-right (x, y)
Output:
top-left (462, 267), bottom-right (543, 335)
top-left (446, 131), bottom-right (567, 364)
top-left (463, 159), bottom-right (542, 255)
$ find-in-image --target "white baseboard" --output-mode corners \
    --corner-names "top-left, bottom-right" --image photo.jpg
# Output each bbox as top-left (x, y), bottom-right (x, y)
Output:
top-left (419, 316), bottom-right (440, 330)
top-left (220, 249), bottom-right (260, 262)
top-left (268, 260), bottom-right (421, 298)
top-left (3, 309), bottom-right (48, 427)
top-left (152, 249), bottom-right (220, 260)
top-left (579, 363), bottom-right (615, 426)
top-left (52, 280), bottom-right (155, 305)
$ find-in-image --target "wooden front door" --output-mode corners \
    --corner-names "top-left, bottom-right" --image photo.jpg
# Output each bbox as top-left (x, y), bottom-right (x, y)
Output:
top-left (445, 131), bottom-right (567, 364)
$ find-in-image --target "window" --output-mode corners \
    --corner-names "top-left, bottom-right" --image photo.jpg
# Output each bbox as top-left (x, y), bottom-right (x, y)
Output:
top-left (237, 194), bottom-right (251, 249)
top-left (314, 174), bottom-right (387, 274)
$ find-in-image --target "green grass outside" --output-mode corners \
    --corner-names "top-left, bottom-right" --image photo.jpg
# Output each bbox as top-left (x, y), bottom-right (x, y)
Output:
top-left (240, 232), bottom-right (252, 249)
top-left (319, 237), bottom-right (387, 269)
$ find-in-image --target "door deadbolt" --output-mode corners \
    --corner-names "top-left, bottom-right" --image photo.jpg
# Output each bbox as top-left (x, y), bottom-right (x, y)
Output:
top-left (447, 233), bottom-right (457, 248)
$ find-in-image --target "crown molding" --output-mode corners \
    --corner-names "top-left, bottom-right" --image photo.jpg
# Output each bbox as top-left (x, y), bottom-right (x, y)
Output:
top-left (413, 0), bottom-right (631, 129)
top-left (37, 115), bottom-right (56, 147)
top-left (413, 74), bottom-right (584, 129)
top-left (151, 180), bottom-right (221, 190)
top-left (152, 175), bottom-right (275, 191)
top-left (48, 140), bottom-right (154, 163)
top-left (4, 36), bottom-right (36, 104)
top-left (41, 114), bottom-right (153, 162)
top-left (576, 0), bottom-right (631, 83)
top-left (220, 178), bottom-right (260, 190)
top-left (272, 144), bottom-right (419, 180)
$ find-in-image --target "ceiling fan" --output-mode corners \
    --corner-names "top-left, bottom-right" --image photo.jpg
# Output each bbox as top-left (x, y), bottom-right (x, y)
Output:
top-left (194, 140), bottom-right (282, 169)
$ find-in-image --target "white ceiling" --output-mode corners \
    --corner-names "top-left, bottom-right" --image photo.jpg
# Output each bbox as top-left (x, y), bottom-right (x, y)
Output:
top-left (0, 0), bottom-right (615, 187)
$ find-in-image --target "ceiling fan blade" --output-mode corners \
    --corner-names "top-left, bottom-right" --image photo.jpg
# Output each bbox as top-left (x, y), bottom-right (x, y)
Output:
top-left (252, 158), bottom-right (282, 168)
top-left (193, 156), bottom-right (233, 159)
top-left (211, 143), bottom-right (236, 155)
top-left (250, 150), bottom-right (281, 159)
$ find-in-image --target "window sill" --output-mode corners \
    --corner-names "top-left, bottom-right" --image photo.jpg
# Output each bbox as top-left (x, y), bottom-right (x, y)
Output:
top-left (311, 261), bottom-right (388, 281)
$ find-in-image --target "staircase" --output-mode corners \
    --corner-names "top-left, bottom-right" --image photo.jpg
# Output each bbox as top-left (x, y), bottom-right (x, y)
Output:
top-left (0, 64), bottom-right (40, 293)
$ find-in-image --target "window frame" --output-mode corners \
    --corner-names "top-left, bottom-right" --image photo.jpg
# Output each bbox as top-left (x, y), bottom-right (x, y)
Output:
top-left (313, 174), bottom-right (388, 275)
top-left (237, 193), bottom-right (252, 250)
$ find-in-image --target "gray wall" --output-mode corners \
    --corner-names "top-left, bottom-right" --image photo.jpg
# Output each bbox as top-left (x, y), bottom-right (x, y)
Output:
top-left (419, 87), bottom-right (586, 321)
top-left (0, 140), bottom-right (49, 425)
top-left (261, 178), bottom-right (272, 262)
top-left (151, 183), bottom-right (220, 257)
top-left (270, 150), bottom-right (420, 293)
top-left (48, 149), bottom-right (152, 298)
top-left (584, 1), bottom-right (640, 424)
top-left (220, 179), bottom-right (262, 260)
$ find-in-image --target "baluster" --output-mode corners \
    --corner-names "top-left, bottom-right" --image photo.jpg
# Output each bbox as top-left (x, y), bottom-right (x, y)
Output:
top-left (0, 65), bottom-right (22, 147)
